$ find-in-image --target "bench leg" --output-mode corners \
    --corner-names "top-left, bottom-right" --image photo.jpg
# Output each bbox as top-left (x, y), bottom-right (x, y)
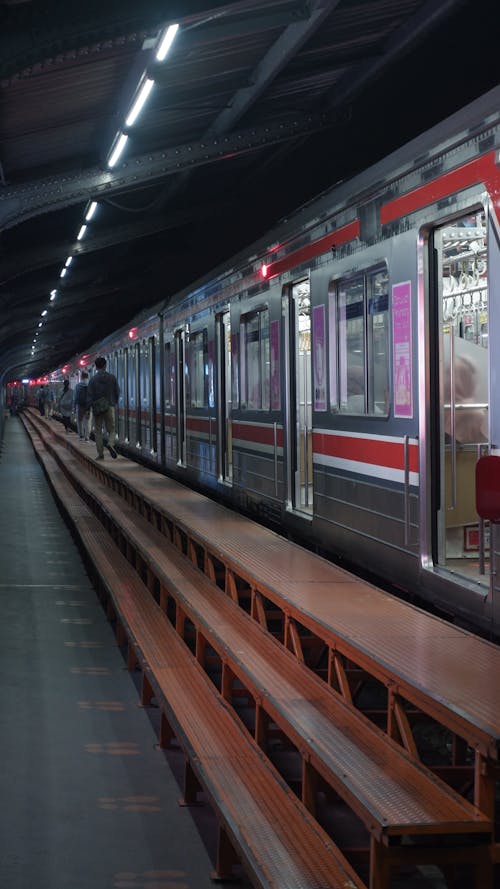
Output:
top-left (127, 643), bottom-right (138, 671)
top-left (472, 845), bottom-right (493, 889)
top-left (255, 704), bottom-right (269, 750)
top-left (179, 759), bottom-right (202, 807)
top-left (116, 619), bottom-right (127, 648)
top-left (159, 584), bottom-right (168, 611)
top-left (159, 711), bottom-right (175, 749)
top-left (369, 837), bottom-right (391, 889)
top-left (221, 662), bottom-right (234, 703)
top-left (211, 824), bottom-right (238, 882)
top-left (302, 759), bottom-right (318, 817)
top-left (141, 672), bottom-right (154, 707)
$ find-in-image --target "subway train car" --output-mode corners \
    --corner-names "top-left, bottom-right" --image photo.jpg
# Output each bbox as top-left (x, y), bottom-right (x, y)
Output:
top-left (37, 84), bottom-right (500, 635)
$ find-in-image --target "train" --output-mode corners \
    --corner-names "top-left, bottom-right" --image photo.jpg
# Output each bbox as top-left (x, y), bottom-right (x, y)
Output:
top-left (16, 83), bottom-right (500, 637)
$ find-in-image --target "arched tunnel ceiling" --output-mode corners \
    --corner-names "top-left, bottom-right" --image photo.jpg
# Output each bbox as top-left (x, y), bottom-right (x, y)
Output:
top-left (0, 0), bottom-right (498, 381)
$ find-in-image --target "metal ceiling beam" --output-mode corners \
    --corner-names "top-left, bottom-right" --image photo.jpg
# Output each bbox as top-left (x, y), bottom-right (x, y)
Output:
top-left (0, 0), bottom-right (262, 81)
top-left (160, 0), bottom-right (340, 205)
top-left (0, 109), bottom-right (334, 231)
top-left (326, 0), bottom-right (467, 112)
top-left (205, 0), bottom-right (342, 137)
top-left (157, 3), bottom-right (310, 50)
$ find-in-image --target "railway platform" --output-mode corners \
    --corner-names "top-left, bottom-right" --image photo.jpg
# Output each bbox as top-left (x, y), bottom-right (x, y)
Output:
top-left (0, 415), bottom-right (227, 889)
top-left (3, 408), bottom-right (500, 888)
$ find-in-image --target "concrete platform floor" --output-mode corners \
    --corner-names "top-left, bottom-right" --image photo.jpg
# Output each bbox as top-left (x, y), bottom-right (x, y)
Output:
top-left (0, 416), bottom-right (228, 889)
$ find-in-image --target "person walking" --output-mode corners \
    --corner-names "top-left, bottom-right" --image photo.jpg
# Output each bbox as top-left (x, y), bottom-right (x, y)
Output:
top-left (58, 379), bottom-right (74, 433)
top-left (45, 385), bottom-right (55, 418)
top-left (73, 371), bottom-right (90, 440)
top-left (37, 385), bottom-right (47, 417)
top-left (86, 356), bottom-right (120, 460)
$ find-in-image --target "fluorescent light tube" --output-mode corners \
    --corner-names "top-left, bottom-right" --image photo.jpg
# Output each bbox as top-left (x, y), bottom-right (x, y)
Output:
top-left (108, 132), bottom-right (128, 168)
top-left (60, 268), bottom-right (67, 278)
top-left (41, 310), bottom-right (47, 316)
top-left (77, 224), bottom-right (87, 240)
top-left (50, 290), bottom-right (57, 301)
top-left (156, 23), bottom-right (179, 61)
top-left (65, 256), bottom-right (73, 267)
top-left (126, 77), bottom-right (154, 127)
top-left (85, 201), bottom-right (98, 222)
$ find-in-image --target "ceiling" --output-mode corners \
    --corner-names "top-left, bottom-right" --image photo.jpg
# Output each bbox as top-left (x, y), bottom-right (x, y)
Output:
top-left (1, 0), bottom-right (498, 382)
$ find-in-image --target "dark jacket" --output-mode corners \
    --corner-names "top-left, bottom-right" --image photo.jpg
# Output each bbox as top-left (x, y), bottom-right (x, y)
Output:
top-left (86, 370), bottom-right (120, 407)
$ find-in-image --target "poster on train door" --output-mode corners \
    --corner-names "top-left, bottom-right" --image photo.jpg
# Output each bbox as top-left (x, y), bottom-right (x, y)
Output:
top-left (392, 281), bottom-right (413, 418)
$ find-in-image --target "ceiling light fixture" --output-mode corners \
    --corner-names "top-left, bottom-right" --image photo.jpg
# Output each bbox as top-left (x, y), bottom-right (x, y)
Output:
top-left (85, 201), bottom-right (98, 222)
top-left (60, 268), bottom-right (67, 278)
top-left (126, 77), bottom-right (155, 127)
top-left (156, 23), bottom-right (179, 61)
top-left (41, 310), bottom-right (47, 316)
top-left (107, 132), bottom-right (128, 168)
top-left (50, 290), bottom-right (57, 301)
top-left (65, 256), bottom-right (73, 267)
top-left (77, 224), bottom-right (87, 241)
top-left (38, 322), bottom-right (43, 327)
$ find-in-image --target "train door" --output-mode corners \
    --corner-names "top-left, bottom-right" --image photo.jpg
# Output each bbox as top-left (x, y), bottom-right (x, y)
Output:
top-left (122, 347), bottom-right (130, 442)
top-left (175, 327), bottom-right (186, 465)
top-left (126, 344), bottom-right (138, 445)
top-left (164, 336), bottom-right (176, 463)
top-left (284, 279), bottom-right (313, 513)
top-left (216, 311), bottom-right (232, 483)
top-left (432, 210), bottom-right (490, 587)
top-left (115, 351), bottom-right (125, 440)
top-left (151, 334), bottom-right (161, 459)
top-left (139, 339), bottom-right (150, 450)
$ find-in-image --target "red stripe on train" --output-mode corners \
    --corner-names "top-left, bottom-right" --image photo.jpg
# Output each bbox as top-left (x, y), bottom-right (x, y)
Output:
top-left (265, 220), bottom-right (360, 279)
top-left (380, 151), bottom-right (500, 225)
top-left (232, 422), bottom-right (284, 448)
top-left (313, 432), bottom-right (419, 473)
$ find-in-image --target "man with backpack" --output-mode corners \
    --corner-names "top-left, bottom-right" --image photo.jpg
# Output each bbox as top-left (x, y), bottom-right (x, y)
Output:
top-left (86, 356), bottom-right (120, 460)
top-left (73, 370), bottom-right (90, 440)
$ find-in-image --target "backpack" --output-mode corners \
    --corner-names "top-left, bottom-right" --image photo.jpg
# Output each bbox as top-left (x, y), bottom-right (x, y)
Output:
top-left (75, 384), bottom-right (88, 407)
top-left (93, 396), bottom-right (110, 414)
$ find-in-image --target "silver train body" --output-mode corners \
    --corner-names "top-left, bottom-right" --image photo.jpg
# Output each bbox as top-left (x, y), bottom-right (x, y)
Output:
top-left (30, 85), bottom-right (500, 635)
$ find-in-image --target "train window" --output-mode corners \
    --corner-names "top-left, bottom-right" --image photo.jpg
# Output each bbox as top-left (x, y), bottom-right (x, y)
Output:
top-left (164, 341), bottom-right (176, 408)
top-left (330, 265), bottom-right (389, 416)
top-left (140, 340), bottom-right (150, 407)
top-left (188, 328), bottom-right (208, 408)
top-left (128, 345), bottom-right (137, 408)
top-left (240, 307), bottom-right (270, 410)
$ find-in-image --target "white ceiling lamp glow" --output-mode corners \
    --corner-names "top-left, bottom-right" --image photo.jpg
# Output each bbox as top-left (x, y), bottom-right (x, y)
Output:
top-left (77, 224), bottom-right (87, 241)
top-left (50, 290), bottom-right (57, 301)
top-left (107, 132), bottom-right (128, 168)
top-left (85, 201), bottom-right (98, 222)
top-left (126, 77), bottom-right (155, 127)
top-left (60, 268), bottom-right (67, 278)
top-left (65, 256), bottom-right (73, 267)
top-left (156, 23), bottom-right (179, 61)
top-left (41, 310), bottom-right (47, 317)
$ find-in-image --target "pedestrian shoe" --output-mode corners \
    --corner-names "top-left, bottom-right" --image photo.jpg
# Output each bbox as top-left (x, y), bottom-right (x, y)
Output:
top-left (106, 444), bottom-right (118, 459)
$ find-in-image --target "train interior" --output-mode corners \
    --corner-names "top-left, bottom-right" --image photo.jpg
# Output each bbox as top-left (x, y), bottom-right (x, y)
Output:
top-left (436, 211), bottom-right (489, 587)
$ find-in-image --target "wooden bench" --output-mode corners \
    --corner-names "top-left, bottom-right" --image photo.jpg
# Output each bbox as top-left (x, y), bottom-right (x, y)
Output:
top-left (25, 413), bottom-right (493, 889)
top-left (33, 407), bottom-right (500, 841)
top-left (27, 421), bottom-right (367, 889)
